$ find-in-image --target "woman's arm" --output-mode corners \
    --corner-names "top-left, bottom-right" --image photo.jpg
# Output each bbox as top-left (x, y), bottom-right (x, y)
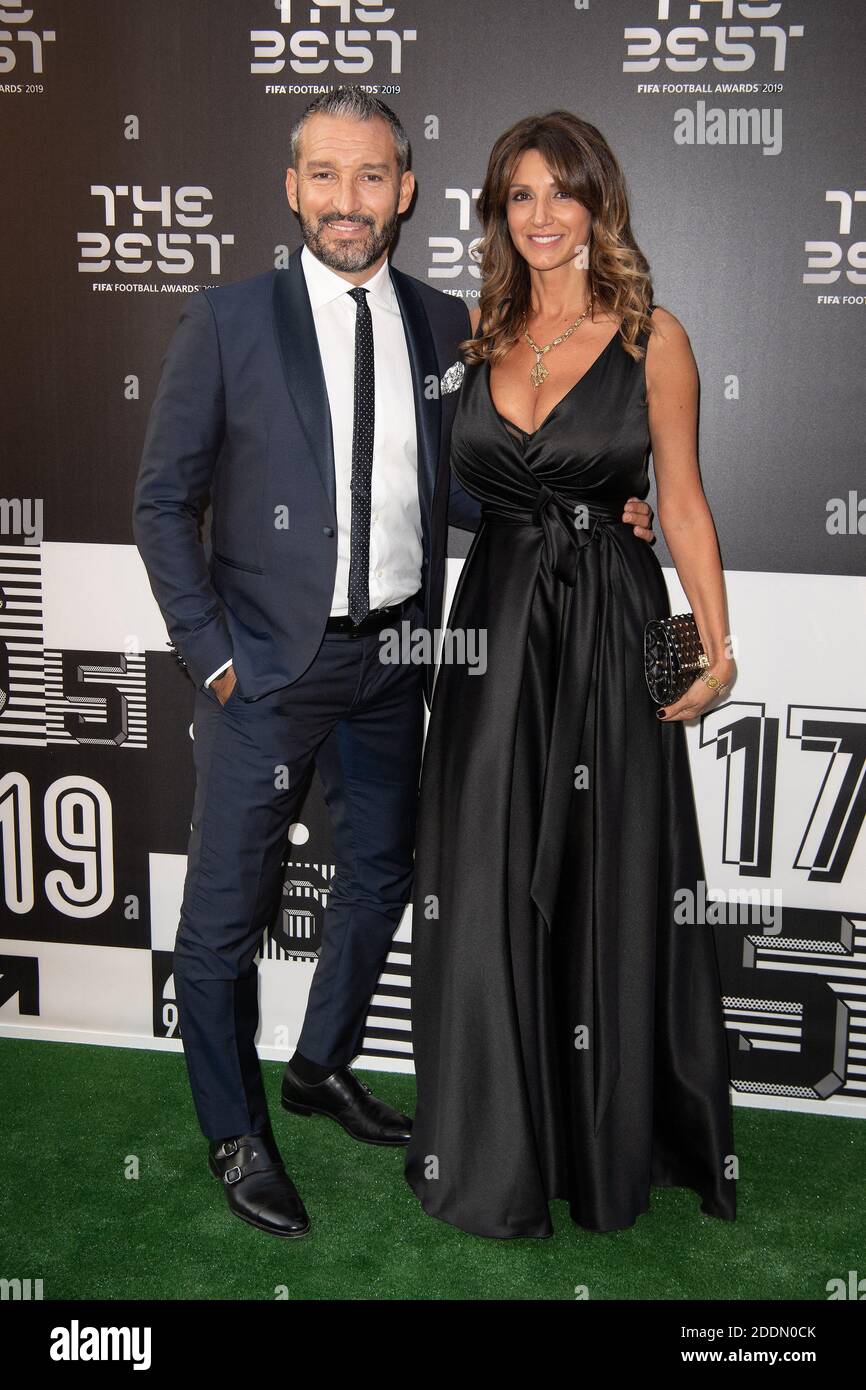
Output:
top-left (646, 307), bottom-right (735, 721)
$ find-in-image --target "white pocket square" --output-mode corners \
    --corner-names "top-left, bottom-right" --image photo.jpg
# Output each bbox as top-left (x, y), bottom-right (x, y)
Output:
top-left (440, 361), bottom-right (465, 394)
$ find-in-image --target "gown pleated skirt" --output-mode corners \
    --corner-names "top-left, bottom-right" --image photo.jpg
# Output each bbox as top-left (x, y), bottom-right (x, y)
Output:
top-left (404, 316), bottom-right (738, 1237)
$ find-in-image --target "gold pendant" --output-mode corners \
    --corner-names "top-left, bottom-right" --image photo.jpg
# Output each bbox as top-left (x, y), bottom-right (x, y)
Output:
top-left (530, 358), bottom-right (548, 388)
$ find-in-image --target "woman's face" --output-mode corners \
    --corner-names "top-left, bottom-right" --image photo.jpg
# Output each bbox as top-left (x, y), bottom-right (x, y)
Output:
top-left (505, 146), bottom-right (591, 274)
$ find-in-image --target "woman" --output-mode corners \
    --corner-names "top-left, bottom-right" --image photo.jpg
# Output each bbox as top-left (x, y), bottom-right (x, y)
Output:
top-left (404, 111), bottom-right (738, 1237)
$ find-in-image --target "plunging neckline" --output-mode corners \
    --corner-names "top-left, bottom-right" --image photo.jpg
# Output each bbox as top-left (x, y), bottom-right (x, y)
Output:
top-left (486, 323), bottom-right (622, 440)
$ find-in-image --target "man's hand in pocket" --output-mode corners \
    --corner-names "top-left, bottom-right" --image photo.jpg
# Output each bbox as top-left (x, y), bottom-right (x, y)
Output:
top-left (212, 664), bottom-right (237, 706)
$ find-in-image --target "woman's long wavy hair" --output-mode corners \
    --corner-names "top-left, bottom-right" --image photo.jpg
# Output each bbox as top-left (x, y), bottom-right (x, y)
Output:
top-left (461, 111), bottom-right (655, 366)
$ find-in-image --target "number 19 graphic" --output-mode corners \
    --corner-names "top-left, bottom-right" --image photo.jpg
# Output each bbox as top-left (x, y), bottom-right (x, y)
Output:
top-left (0, 772), bottom-right (114, 918)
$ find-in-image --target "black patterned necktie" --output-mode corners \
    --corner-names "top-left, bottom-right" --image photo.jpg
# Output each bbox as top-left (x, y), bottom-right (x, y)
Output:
top-left (347, 285), bottom-right (374, 625)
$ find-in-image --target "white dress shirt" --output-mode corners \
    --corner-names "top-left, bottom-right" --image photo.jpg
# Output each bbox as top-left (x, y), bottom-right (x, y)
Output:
top-left (205, 243), bottom-right (422, 688)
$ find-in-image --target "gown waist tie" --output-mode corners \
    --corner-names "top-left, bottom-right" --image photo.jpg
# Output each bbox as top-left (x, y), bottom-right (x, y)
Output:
top-left (481, 487), bottom-right (624, 587)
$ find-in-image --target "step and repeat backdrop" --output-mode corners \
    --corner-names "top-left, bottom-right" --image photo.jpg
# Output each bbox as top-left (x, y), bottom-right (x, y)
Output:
top-left (1, 0), bottom-right (864, 1118)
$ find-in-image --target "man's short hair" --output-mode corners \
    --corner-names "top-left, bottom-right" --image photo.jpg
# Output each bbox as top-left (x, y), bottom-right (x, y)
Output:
top-left (290, 85), bottom-right (411, 177)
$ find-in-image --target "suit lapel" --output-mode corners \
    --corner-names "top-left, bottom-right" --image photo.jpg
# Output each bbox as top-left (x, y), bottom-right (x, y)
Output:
top-left (272, 247), bottom-right (442, 525)
top-left (389, 266), bottom-right (441, 525)
top-left (272, 247), bottom-right (336, 513)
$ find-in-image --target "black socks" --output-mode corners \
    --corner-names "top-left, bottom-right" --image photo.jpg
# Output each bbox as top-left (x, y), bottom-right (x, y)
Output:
top-left (290, 1050), bottom-right (336, 1086)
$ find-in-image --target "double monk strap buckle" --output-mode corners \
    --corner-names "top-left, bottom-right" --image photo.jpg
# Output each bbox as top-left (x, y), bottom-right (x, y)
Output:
top-left (218, 1137), bottom-right (243, 1182)
top-left (207, 1129), bottom-right (311, 1237)
top-left (211, 1132), bottom-right (285, 1186)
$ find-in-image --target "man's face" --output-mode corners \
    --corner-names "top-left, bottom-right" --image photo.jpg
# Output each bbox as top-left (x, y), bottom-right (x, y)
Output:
top-left (286, 112), bottom-right (415, 279)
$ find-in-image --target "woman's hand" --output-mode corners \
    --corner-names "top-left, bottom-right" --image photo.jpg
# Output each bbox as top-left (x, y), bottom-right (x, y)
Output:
top-left (656, 657), bottom-right (735, 722)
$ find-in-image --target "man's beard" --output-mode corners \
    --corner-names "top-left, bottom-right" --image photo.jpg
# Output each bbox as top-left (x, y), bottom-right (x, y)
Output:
top-left (298, 205), bottom-right (400, 273)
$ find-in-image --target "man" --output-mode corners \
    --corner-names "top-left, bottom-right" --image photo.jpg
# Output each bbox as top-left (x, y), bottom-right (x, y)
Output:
top-left (133, 87), bottom-right (655, 1239)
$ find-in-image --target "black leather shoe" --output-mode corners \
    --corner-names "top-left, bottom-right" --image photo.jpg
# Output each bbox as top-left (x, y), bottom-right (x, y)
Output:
top-left (280, 1063), bottom-right (412, 1146)
top-left (208, 1126), bottom-right (310, 1238)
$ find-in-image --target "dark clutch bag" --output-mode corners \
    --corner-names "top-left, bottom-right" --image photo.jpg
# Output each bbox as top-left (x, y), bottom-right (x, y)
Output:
top-left (644, 613), bottom-right (709, 705)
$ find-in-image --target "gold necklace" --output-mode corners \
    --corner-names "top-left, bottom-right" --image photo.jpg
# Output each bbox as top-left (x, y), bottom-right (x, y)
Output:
top-left (523, 297), bottom-right (594, 388)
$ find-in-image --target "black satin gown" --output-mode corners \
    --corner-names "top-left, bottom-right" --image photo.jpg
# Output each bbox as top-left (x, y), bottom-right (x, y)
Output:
top-left (404, 311), bottom-right (737, 1237)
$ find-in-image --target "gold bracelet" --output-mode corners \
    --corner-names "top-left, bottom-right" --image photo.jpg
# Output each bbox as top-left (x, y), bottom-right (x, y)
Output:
top-left (700, 672), bottom-right (728, 697)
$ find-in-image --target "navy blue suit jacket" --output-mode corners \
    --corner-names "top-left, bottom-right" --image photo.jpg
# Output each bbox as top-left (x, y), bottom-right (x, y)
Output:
top-left (133, 245), bottom-right (482, 708)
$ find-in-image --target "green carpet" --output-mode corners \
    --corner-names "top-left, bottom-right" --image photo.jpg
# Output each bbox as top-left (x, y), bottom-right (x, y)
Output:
top-left (1, 1038), bottom-right (862, 1301)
